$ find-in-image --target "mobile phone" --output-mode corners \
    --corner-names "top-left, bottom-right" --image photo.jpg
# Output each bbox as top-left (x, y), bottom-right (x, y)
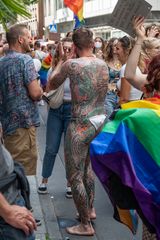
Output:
top-left (42, 94), bottom-right (50, 104)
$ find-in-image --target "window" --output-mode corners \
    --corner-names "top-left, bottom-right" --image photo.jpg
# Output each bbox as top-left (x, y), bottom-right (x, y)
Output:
top-left (43, 0), bottom-right (46, 17)
top-left (56, 0), bottom-right (64, 10)
top-left (48, 0), bottom-right (51, 15)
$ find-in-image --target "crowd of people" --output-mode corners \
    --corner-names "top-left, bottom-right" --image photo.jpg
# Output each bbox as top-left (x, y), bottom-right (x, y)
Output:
top-left (0, 15), bottom-right (160, 239)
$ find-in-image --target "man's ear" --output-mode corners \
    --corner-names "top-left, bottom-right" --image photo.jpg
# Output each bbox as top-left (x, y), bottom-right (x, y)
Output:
top-left (18, 36), bottom-right (23, 44)
top-left (73, 45), bottom-right (79, 57)
top-left (91, 42), bottom-right (94, 49)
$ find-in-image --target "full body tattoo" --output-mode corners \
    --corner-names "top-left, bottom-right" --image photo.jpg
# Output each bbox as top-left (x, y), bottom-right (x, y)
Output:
top-left (51, 56), bottom-right (108, 224)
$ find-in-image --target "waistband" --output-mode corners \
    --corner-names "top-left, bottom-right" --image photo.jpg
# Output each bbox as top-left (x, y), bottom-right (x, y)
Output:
top-left (63, 100), bottom-right (71, 104)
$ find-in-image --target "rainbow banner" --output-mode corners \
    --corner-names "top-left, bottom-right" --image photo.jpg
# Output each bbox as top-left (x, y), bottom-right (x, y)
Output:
top-left (64, 0), bottom-right (85, 28)
top-left (90, 100), bottom-right (160, 239)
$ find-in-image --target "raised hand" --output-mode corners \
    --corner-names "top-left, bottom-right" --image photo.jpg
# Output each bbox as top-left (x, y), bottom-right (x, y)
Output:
top-left (58, 41), bottom-right (65, 60)
top-left (147, 25), bottom-right (159, 38)
top-left (66, 44), bottom-right (77, 60)
top-left (133, 16), bottom-right (146, 41)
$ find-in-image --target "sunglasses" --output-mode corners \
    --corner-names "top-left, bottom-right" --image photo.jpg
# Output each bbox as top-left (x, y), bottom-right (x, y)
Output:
top-left (63, 47), bottom-right (71, 52)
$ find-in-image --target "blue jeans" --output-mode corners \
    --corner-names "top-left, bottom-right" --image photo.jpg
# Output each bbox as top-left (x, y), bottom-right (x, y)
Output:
top-left (104, 91), bottom-right (119, 119)
top-left (0, 194), bottom-right (35, 240)
top-left (42, 103), bottom-right (71, 178)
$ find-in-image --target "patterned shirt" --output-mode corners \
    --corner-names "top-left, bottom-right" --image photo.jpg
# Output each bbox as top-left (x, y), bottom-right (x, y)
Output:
top-left (0, 50), bottom-right (40, 136)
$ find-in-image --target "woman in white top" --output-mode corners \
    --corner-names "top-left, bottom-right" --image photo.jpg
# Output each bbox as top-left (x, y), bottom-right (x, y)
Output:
top-left (116, 36), bottom-right (143, 104)
top-left (117, 63), bottom-right (143, 101)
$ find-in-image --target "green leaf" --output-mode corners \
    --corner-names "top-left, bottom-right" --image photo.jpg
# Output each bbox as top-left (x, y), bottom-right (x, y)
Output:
top-left (0, 0), bottom-right (33, 29)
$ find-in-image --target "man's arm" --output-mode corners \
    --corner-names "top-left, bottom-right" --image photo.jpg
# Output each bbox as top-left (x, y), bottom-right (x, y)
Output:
top-left (0, 193), bottom-right (36, 235)
top-left (23, 55), bottom-right (43, 100)
top-left (48, 60), bottom-right (68, 90)
top-left (27, 80), bottom-right (43, 101)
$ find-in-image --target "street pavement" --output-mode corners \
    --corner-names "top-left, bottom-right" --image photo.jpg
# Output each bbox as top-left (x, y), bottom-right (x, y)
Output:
top-left (30, 104), bottom-right (142, 240)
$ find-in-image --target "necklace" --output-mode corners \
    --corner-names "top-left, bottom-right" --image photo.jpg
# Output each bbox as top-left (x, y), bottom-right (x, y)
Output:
top-left (114, 61), bottom-right (121, 70)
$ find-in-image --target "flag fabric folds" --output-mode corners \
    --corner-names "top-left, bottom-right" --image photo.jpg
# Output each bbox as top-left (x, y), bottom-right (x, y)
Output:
top-left (64, 0), bottom-right (85, 28)
top-left (90, 99), bottom-right (160, 239)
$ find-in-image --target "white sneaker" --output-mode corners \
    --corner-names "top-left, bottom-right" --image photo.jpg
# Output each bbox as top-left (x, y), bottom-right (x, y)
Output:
top-left (37, 183), bottom-right (48, 194)
top-left (65, 187), bottom-right (72, 198)
top-left (38, 100), bottom-right (45, 106)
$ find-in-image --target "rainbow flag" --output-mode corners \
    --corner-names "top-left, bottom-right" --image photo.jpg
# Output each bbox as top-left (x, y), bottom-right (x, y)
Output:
top-left (64, 0), bottom-right (85, 28)
top-left (38, 54), bottom-right (52, 87)
top-left (90, 100), bottom-right (160, 239)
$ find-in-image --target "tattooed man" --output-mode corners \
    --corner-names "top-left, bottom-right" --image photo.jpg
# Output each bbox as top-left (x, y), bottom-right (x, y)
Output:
top-left (48, 27), bottom-right (108, 236)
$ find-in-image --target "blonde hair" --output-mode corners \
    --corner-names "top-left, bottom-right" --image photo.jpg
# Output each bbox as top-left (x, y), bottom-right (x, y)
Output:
top-left (142, 38), bottom-right (160, 52)
top-left (139, 37), bottom-right (160, 73)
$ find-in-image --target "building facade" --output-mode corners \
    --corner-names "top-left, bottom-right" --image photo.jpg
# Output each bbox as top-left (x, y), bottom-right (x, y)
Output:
top-left (42, 0), bottom-right (160, 39)
top-left (18, 3), bottom-right (38, 38)
top-left (1, 0), bottom-right (160, 40)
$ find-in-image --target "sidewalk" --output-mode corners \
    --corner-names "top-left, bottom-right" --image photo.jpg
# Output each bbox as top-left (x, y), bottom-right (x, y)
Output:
top-left (28, 158), bottom-right (62, 240)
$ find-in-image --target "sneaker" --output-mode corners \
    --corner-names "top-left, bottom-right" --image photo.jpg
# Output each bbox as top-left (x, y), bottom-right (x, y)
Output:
top-left (35, 218), bottom-right (42, 226)
top-left (29, 207), bottom-right (33, 212)
top-left (65, 187), bottom-right (72, 198)
top-left (38, 99), bottom-right (45, 106)
top-left (37, 183), bottom-right (48, 194)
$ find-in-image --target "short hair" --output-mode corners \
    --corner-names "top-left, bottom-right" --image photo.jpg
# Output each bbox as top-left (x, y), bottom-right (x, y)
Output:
top-left (61, 37), bottom-right (73, 43)
top-left (72, 27), bottom-right (94, 50)
top-left (6, 24), bottom-right (28, 45)
top-left (34, 41), bottom-right (41, 48)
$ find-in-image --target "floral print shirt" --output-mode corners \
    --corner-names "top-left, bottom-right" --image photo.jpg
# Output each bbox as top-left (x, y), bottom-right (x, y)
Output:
top-left (0, 50), bottom-right (40, 136)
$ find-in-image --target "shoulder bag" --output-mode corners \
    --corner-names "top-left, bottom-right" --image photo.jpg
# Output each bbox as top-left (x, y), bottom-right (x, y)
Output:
top-left (46, 83), bottom-right (64, 109)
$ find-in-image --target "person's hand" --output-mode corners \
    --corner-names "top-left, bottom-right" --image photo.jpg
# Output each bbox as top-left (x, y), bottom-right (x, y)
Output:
top-left (96, 50), bottom-right (103, 59)
top-left (3, 205), bottom-right (37, 236)
top-left (147, 25), bottom-right (159, 38)
top-left (66, 44), bottom-right (76, 60)
top-left (133, 16), bottom-right (146, 41)
top-left (58, 42), bottom-right (65, 61)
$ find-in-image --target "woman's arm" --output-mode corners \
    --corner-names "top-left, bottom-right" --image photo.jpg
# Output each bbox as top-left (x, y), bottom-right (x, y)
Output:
top-left (119, 77), bottom-right (131, 104)
top-left (125, 16), bottom-right (148, 90)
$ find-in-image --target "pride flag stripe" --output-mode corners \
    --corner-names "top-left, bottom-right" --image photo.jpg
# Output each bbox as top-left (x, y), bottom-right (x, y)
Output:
top-left (103, 108), bottom-right (160, 166)
top-left (90, 99), bottom-right (160, 238)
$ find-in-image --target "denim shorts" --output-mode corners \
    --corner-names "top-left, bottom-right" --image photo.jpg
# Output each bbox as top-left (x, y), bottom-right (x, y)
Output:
top-left (0, 195), bottom-right (35, 240)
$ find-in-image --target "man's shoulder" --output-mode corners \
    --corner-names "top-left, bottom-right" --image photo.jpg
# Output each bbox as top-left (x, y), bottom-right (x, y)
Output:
top-left (16, 52), bottom-right (33, 62)
top-left (0, 51), bottom-right (32, 64)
